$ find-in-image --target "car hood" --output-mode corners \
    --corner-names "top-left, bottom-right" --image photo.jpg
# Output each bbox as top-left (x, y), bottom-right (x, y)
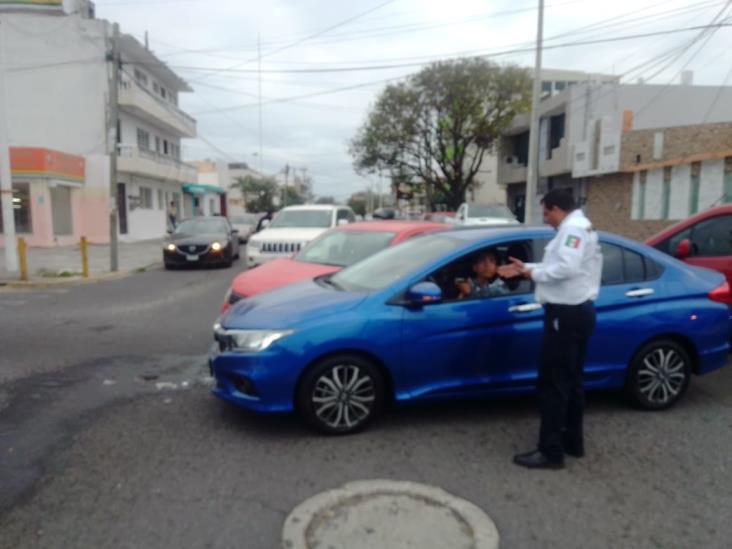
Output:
top-left (169, 233), bottom-right (228, 245)
top-left (223, 278), bottom-right (367, 329)
top-left (232, 258), bottom-right (341, 297)
top-left (250, 227), bottom-right (329, 242)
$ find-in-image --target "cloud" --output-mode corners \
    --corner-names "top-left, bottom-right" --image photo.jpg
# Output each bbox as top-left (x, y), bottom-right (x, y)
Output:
top-left (95, 0), bottom-right (731, 200)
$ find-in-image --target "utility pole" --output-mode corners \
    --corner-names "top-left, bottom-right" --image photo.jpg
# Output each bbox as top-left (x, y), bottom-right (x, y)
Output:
top-left (0, 16), bottom-right (19, 274)
top-left (107, 23), bottom-right (120, 271)
top-left (257, 33), bottom-right (263, 172)
top-left (525, 0), bottom-right (544, 225)
top-left (283, 163), bottom-right (290, 207)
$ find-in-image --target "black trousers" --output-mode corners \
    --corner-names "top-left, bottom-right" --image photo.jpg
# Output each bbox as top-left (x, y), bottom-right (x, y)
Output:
top-left (537, 301), bottom-right (596, 461)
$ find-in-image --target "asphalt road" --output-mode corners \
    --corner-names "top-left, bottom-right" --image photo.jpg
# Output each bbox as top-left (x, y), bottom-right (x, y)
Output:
top-left (1, 260), bottom-right (731, 549)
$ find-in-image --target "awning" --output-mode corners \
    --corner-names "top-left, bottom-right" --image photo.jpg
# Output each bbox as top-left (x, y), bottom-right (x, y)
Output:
top-left (183, 183), bottom-right (226, 195)
top-left (10, 147), bottom-right (85, 184)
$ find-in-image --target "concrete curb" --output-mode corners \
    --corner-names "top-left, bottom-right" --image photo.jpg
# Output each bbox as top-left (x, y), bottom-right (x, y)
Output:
top-left (0, 264), bottom-right (159, 290)
top-left (282, 480), bottom-right (500, 549)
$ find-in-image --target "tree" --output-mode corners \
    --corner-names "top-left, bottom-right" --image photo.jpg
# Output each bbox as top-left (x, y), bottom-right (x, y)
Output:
top-left (347, 192), bottom-right (368, 216)
top-left (350, 59), bottom-right (531, 210)
top-left (282, 185), bottom-right (306, 207)
top-left (232, 174), bottom-right (278, 213)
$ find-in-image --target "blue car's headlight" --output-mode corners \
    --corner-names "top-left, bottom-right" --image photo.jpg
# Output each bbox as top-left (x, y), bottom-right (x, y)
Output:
top-left (215, 328), bottom-right (293, 352)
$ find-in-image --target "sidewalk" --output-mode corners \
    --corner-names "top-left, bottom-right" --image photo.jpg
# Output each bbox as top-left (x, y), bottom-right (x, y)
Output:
top-left (0, 239), bottom-right (164, 286)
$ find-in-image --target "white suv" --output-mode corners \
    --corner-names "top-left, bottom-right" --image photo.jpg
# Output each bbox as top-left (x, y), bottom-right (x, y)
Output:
top-left (455, 203), bottom-right (519, 226)
top-left (246, 204), bottom-right (355, 268)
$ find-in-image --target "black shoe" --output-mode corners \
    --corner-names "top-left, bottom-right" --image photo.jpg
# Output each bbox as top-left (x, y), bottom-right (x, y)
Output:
top-left (513, 450), bottom-right (564, 470)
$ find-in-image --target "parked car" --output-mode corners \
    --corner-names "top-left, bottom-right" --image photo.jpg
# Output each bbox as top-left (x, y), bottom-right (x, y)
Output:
top-left (164, 217), bottom-right (240, 269)
top-left (455, 202), bottom-right (519, 226)
top-left (425, 211), bottom-right (457, 224)
top-left (228, 213), bottom-right (260, 243)
top-left (646, 204), bottom-right (732, 286)
top-left (210, 226), bottom-right (730, 434)
top-left (246, 205), bottom-right (356, 268)
top-left (221, 221), bottom-right (447, 312)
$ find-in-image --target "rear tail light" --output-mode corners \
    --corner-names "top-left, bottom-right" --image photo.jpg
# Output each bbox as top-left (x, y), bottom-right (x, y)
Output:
top-left (708, 282), bottom-right (732, 305)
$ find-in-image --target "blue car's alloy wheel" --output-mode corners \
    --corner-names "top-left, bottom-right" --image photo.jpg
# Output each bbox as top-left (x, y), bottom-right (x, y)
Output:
top-left (626, 340), bottom-right (691, 410)
top-left (298, 354), bottom-right (384, 434)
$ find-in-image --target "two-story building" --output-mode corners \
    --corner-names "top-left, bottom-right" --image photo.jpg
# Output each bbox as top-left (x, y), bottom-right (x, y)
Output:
top-left (497, 78), bottom-right (732, 240)
top-left (0, 0), bottom-right (197, 247)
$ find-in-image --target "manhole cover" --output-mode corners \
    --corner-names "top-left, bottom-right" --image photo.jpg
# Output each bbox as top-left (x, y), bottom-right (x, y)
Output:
top-left (283, 480), bottom-right (499, 549)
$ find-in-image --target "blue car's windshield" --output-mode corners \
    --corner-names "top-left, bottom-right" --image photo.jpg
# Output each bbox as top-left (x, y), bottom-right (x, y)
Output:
top-left (331, 234), bottom-right (462, 292)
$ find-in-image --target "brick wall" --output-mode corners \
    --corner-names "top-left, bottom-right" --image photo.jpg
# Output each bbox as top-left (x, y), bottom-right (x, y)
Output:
top-left (621, 122), bottom-right (732, 171)
top-left (585, 173), bottom-right (674, 241)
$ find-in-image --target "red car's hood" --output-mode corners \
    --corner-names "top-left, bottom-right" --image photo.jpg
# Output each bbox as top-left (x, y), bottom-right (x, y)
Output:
top-left (231, 258), bottom-right (341, 297)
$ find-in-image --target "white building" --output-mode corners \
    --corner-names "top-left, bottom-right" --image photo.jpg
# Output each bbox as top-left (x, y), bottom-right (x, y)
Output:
top-left (192, 160), bottom-right (270, 216)
top-left (0, 0), bottom-right (197, 244)
top-left (469, 69), bottom-right (619, 206)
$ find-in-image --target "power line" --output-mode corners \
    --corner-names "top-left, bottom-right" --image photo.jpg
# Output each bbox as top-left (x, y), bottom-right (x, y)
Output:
top-left (186, 0), bottom-right (397, 85)
top-left (164, 23), bottom-right (732, 78)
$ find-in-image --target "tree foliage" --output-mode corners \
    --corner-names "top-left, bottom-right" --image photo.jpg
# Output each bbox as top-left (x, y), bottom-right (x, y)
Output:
top-left (233, 174), bottom-right (279, 213)
top-left (350, 59), bottom-right (531, 209)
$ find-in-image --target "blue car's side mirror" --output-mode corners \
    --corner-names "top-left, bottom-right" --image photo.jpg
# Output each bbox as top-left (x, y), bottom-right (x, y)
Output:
top-left (406, 282), bottom-right (442, 306)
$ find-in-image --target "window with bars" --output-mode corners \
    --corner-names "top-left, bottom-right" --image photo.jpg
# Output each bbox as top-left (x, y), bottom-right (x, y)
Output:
top-left (662, 166), bottom-right (672, 220)
top-left (137, 128), bottom-right (150, 151)
top-left (637, 170), bottom-right (647, 219)
top-left (140, 187), bottom-right (153, 209)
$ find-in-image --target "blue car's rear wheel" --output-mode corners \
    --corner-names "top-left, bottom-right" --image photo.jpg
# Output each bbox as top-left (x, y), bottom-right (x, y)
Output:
top-left (626, 339), bottom-right (691, 410)
top-left (297, 354), bottom-right (384, 435)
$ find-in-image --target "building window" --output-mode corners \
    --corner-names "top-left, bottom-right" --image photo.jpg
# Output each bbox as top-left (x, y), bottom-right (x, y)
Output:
top-left (210, 198), bottom-right (216, 215)
top-left (160, 87), bottom-right (167, 99)
top-left (155, 136), bottom-right (161, 154)
top-left (603, 145), bottom-right (616, 156)
top-left (157, 189), bottom-right (164, 210)
top-left (134, 68), bottom-right (148, 87)
top-left (163, 140), bottom-right (169, 155)
top-left (724, 157), bottom-right (732, 203)
top-left (153, 82), bottom-right (160, 94)
top-left (555, 81), bottom-right (566, 91)
top-left (541, 81), bottom-right (552, 95)
top-left (690, 162), bottom-right (701, 215)
top-left (0, 182), bottom-right (32, 234)
top-left (662, 167), bottom-right (672, 219)
top-left (116, 119), bottom-right (121, 144)
top-left (137, 128), bottom-right (150, 151)
top-left (638, 171), bottom-right (647, 219)
top-left (140, 187), bottom-right (153, 209)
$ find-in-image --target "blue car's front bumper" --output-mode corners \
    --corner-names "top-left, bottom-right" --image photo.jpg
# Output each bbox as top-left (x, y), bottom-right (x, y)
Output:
top-left (208, 344), bottom-right (299, 413)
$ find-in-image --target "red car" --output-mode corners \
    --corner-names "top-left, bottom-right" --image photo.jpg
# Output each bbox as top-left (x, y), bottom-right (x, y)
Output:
top-left (221, 220), bottom-right (447, 312)
top-left (646, 204), bottom-right (732, 285)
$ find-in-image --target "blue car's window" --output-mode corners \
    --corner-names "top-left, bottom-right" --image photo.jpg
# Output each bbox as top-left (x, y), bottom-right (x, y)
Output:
top-left (332, 235), bottom-right (462, 292)
top-left (601, 242), bottom-right (662, 285)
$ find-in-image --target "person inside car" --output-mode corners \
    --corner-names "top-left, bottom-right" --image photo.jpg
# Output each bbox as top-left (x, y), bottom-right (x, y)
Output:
top-left (455, 250), bottom-right (509, 299)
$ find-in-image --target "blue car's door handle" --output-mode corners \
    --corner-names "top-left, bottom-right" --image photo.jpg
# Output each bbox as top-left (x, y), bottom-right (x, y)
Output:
top-left (508, 303), bottom-right (543, 313)
top-left (625, 288), bottom-right (655, 298)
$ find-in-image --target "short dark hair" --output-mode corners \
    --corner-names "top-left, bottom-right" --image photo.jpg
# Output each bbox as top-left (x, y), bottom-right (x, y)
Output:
top-left (541, 189), bottom-right (576, 212)
top-left (473, 249), bottom-right (498, 266)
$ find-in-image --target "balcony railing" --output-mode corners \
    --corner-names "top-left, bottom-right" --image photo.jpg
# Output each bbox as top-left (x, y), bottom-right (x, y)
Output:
top-left (117, 144), bottom-right (197, 182)
top-left (118, 77), bottom-right (196, 137)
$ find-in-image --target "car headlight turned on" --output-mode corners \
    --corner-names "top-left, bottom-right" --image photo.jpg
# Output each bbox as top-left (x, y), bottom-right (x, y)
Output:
top-left (214, 327), bottom-right (293, 352)
top-left (211, 241), bottom-right (223, 252)
top-left (166, 243), bottom-right (176, 252)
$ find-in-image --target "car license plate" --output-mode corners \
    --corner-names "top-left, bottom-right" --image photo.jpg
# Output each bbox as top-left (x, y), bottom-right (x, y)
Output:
top-left (186, 254), bottom-right (198, 261)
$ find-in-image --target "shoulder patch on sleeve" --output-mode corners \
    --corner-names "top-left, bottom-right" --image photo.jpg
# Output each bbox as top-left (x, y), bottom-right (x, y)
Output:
top-left (565, 235), bottom-right (582, 249)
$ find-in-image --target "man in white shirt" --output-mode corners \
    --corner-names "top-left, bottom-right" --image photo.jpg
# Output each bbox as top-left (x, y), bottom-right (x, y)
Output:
top-left (499, 189), bottom-right (602, 469)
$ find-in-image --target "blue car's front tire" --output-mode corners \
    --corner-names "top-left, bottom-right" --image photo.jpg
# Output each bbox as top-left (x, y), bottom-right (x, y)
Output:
top-left (297, 354), bottom-right (385, 435)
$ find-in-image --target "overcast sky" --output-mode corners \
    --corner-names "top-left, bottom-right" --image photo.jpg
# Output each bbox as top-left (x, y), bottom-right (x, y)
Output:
top-left (94, 0), bottom-right (731, 200)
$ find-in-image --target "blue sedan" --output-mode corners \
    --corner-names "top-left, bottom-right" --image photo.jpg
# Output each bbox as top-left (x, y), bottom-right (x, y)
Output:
top-left (210, 226), bottom-right (731, 434)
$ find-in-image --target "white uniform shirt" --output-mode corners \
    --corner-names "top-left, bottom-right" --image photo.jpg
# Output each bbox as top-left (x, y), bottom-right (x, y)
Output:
top-left (525, 209), bottom-right (603, 305)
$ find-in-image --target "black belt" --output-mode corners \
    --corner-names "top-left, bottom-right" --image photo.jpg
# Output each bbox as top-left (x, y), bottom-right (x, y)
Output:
top-left (544, 300), bottom-right (593, 310)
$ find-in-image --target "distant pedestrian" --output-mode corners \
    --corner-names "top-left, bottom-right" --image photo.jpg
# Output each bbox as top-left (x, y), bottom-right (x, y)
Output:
top-left (499, 189), bottom-right (602, 469)
top-left (256, 210), bottom-right (273, 232)
top-left (167, 201), bottom-right (178, 229)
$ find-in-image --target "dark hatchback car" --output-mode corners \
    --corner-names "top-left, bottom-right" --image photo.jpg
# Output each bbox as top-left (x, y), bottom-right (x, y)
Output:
top-left (164, 217), bottom-right (240, 269)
